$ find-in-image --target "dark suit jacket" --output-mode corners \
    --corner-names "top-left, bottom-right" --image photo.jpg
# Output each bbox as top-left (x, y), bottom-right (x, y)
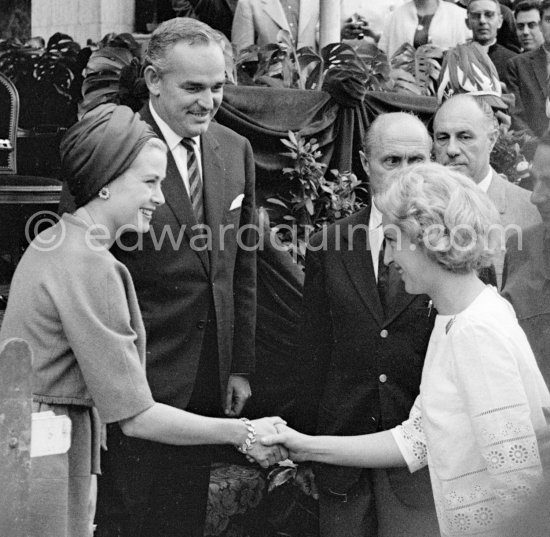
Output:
top-left (506, 46), bottom-right (549, 136)
top-left (297, 207), bottom-right (435, 504)
top-left (111, 105), bottom-right (257, 409)
top-left (488, 42), bottom-right (516, 88)
top-left (502, 224), bottom-right (550, 387)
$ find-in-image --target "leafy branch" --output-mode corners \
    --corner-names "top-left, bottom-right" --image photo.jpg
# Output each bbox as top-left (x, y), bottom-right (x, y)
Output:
top-left (267, 131), bottom-right (367, 265)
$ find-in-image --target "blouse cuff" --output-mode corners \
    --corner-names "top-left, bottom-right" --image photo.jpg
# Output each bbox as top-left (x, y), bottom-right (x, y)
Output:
top-left (391, 426), bottom-right (426, 473)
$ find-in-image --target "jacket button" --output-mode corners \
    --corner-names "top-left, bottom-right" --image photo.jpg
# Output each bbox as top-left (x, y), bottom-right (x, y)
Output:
top-left (197, 320), bottom-right (206, 329)
top-left (380, 329), bottom-right (388, 338)
top-left (379, 374), bottom-right (387, 383)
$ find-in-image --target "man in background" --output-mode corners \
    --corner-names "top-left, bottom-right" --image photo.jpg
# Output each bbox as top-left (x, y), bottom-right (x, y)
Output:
top-left (433, 93), bottom-right (540, 286)
top-left (297, 113), bottom-right (439, 537)
top-left (514, 0), bottom-right (544, 51)
top-left (506, 0), bottom-right (550, 135)
top-left (466, 0), bottom-right (517, 85)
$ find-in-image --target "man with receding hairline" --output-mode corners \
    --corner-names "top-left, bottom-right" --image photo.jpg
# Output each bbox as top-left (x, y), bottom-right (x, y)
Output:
top-left (296, 112), bottom-right (439, 537)
top-left (433, 93), bottom-right (540, 286)
top-left (466, 0), bottom-right (517, 85)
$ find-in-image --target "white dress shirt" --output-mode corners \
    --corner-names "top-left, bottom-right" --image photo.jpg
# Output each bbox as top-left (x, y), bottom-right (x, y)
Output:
top-left (149, 101), bottom-right (202, 196)
top-left (477, 167), bottom-right (493, 193)
top-left (369, 203), bottom-right (384, 281)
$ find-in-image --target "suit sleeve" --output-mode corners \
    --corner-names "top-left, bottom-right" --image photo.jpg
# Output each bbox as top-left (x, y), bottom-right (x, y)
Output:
top-left (293, 236), bottom-right (333, 433)
top-left (231, 138), bottom-right (257, 374)
top-left (231, 0), bottom-right (254, 55)
top-left (505, 57), bottom-right (534, 135)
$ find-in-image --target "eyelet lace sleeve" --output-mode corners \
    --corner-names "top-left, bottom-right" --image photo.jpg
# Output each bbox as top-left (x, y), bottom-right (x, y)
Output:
top-left (391, 396), bottom-right (428, 473)
top-left (438, 320), bottom-right (545, 535)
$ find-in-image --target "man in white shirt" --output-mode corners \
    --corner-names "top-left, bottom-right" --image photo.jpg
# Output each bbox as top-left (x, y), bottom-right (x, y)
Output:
top-left (433, 93), bottom-right (540, 286)
top-left (297, 112), bottom-right (439, 537)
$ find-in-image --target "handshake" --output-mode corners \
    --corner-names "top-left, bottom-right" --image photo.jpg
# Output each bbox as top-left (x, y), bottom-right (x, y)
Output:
top-left (236, 417), bottom-right (309, 468)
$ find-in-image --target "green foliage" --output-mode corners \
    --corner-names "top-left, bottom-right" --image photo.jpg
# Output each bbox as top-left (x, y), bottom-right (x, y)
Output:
top-left (389, 43), bottom-right (444, 96)
top-left (267, 131), bottom-right (367, 265)
top-left (0, 33), bottom-right (85, 128)
top-left (235, 38), bottom-right (390, 92)
top-left (491, 129), bottom-right (533, 185)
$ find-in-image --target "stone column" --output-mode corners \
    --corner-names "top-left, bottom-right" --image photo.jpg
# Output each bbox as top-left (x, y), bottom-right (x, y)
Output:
top-left (31, 0), bottom-right (135, 46)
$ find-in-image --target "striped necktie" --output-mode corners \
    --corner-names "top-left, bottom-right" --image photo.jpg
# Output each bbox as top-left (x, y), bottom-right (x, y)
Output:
top-left (181, 138), bottom-right (204, 223)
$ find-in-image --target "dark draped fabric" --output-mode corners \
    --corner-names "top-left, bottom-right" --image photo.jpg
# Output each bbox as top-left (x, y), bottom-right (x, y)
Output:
top-left (216, 86), bottom-right (438, 420)
top-left (218, 86), bottom-right (437, 205)
top-left (55, 86), bottom-right (439, 421)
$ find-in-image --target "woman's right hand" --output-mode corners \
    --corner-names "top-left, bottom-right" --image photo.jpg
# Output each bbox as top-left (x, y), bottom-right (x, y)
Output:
top-left (260, 424), bottom-right (312, 463)
top-left (245, 417), bottom-right (289, 468)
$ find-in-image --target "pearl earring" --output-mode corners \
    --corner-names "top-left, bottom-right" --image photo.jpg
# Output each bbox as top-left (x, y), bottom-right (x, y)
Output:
top-left (98, 187), bottom-right (111, 200)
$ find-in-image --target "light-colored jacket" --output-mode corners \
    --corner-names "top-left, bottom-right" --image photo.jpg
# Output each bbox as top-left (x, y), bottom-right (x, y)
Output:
top-left (379, 0), bottom-right (471, 58)
top-left (232, 0), bottom-right (319, 54)
top-left (487, 169), bottom-right (541, 287)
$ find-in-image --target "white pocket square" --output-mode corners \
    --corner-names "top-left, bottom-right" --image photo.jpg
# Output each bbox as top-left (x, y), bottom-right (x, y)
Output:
top-left (229, 194), bottom-right (244, 210)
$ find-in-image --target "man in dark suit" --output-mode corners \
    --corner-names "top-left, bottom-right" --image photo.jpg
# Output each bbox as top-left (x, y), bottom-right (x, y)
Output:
top-left (514, 0), bottom-right (544, 52)
top-left (433, 93), bottom-right (541, 286)
top-left (506, 0), bottom-right (550, 135)
top-left (94, 18), bottom-right (263, 537)
top-left (466, 0), bottom-right (517, 85)
top-left (296, 113), bottom-right (439, 537)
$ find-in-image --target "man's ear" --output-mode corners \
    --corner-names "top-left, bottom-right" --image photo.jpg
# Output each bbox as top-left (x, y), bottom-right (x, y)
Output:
top-left (465, 16), bottom-right (472, 31)
top-left (488, 125), bottom-right (499, 152)
top-left (497, 13), bottom-right (503, 30)
top-left (144, 65), bottom-right (161, 96)
top-left (359, 150), bottom-right (369, 175)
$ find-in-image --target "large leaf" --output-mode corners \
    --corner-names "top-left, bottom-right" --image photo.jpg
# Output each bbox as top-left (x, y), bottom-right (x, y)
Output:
top-left (296, 46), bottom-right (323, 90)
top-left (390, 43), bottom-right (443, 96)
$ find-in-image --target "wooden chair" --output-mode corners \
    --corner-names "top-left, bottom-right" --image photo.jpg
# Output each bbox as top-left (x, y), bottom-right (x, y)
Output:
top-left (0, 72), bottom-right (62, 278)
top-left (0, 72), bottom-right (18, 174)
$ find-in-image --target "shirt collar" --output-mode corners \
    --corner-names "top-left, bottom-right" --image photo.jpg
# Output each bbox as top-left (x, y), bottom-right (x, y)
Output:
top-left (477, 168), bottom-right (493, 193)
top-left (148, 101), bottom-right (200, 151)
top-left (369, 201), bottom-right (383, 230)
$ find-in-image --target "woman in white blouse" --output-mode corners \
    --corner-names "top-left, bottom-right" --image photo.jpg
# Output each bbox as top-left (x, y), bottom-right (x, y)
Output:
top-left (379, 0), bottom-right (471, 58)
top-left (264, 162), bottom-right (550, 537)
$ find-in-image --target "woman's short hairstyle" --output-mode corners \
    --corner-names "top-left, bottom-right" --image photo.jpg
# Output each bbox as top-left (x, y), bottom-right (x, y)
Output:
top-left (375, 162), bottom-right (501, 274)
top-left (145, 17), bottom-right (225, 74)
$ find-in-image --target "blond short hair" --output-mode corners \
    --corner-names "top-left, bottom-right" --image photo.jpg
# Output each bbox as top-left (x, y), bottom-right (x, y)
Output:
top-left (375, 162), bottom-right (501, 273)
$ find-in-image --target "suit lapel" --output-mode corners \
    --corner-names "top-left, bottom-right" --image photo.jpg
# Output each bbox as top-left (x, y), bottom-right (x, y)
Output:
top-left (139, 105), bottom-right (210, 273)
top-left (201, 130), bottom-right (225, 276)
top-left (383, 266), bottom-right (416, 326)
top-left (486, 169), bottom-right (506, 216)
top-left (341, 214), bottom-right (385, 325)
top-left (532, 47), bottom-right (547, 95)
top-left (261, 0), bottom-right (290, 32)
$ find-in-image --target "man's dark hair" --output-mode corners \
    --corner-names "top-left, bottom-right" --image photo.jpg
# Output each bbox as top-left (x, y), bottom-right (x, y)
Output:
top-left (541, 0), bottom-right (550, 16)
top-left (514, 0), bottom-right (542, 17)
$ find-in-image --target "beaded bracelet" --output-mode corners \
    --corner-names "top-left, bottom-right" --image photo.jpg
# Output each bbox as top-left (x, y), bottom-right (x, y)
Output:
top-left (236, 417), bottom-right (256, 454)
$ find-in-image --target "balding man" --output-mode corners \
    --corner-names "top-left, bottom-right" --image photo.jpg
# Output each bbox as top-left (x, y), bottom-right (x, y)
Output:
top-left (296, 113), bottom-right (439, 537)
top-left (433, 94), bottom-right (540, 286)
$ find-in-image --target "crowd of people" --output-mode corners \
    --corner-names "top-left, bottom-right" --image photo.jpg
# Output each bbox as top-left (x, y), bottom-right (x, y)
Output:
top-left (1, 2), bottom-right (550, 537)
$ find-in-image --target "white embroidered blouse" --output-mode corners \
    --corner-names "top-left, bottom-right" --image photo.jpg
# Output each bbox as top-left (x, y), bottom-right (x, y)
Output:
top-left (391, 286), bottom-right (550, 536)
